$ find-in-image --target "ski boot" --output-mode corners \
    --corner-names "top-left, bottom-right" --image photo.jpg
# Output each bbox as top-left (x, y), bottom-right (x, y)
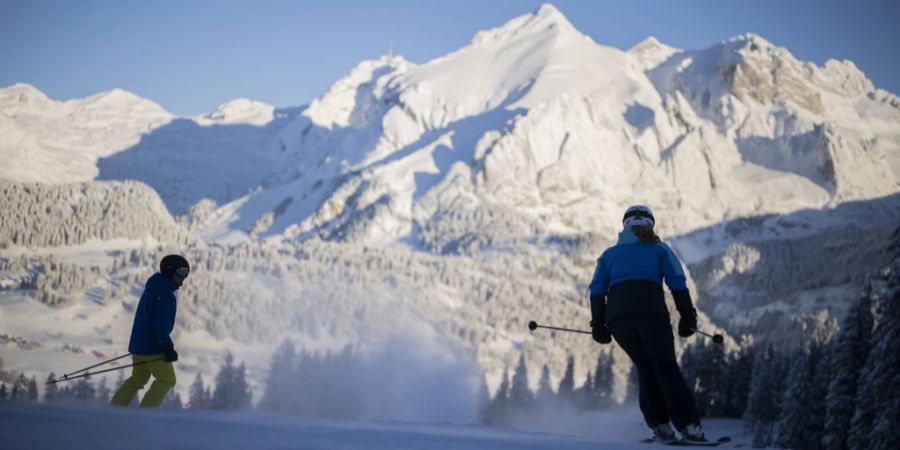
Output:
top-left (652, 423), bottom-right (677, 442)
top-left (679, 423), bottom-right (707, 443)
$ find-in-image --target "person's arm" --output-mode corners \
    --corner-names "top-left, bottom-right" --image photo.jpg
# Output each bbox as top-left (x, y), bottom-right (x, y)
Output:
top-left (659, 243), bottom-right (687, 292)
top-left (588, 253), bottom-right (612, 344)
top-left (659, 243), bottom-right (696, 337)
top-left (151, 291), bottom-right (176, 350)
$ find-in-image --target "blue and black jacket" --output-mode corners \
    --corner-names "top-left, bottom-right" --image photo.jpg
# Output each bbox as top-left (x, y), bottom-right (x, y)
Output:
top-left (128, 273), bottom-right (178, 355)
top-left (589, 227), bottom-right (691, 323)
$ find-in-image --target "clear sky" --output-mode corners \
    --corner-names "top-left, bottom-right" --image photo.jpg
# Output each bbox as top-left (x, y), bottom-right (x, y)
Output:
top-left (3, 0), bottom-right (898, 116)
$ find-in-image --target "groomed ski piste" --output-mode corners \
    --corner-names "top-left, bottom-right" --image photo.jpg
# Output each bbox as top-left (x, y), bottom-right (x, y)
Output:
top-left (0, 403), bottom-right (745, 449)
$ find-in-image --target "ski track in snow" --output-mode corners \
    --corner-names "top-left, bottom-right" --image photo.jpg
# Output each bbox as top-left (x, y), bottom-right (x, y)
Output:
top-left (0, 403), bottom-right (746, 450)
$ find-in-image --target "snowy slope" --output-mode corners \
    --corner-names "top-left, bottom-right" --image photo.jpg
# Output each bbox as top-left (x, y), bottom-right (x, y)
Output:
top-left (671, 193), bottom-right (900, 340)
top-left (0, 403), bottom-right (747, 450)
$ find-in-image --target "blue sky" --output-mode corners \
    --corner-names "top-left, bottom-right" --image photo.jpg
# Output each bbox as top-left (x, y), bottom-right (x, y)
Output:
top-left (2, 0), bottom-right (898, 116)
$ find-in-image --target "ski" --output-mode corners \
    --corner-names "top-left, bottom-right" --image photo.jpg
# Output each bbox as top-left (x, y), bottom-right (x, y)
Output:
top-left (641, 436), bottom-right (731, 446)
top-left (664, 436), bottom-right (731, 447)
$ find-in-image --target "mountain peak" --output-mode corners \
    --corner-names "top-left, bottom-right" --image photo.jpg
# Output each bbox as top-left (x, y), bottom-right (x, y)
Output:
top-left (629, 36), bottom-right (680, 70)
top-left (0, 83), bottom-right (54, 111)
top-left (195, 98), bottom-right (275, 126)
top-left (470, 3), bottom-right (582, 47)
top-left (534, 3), bottom-right (564, 19)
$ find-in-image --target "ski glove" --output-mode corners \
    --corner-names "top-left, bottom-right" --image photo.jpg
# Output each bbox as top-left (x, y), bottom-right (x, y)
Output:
top-left (589, 294), bottom-right (612, 344)
top-left (163, 345), bottom-right (179, 363)
top-left (591, 320), bottom-right (613, 344)
top-left (672, 289), bottom-right (697, 338)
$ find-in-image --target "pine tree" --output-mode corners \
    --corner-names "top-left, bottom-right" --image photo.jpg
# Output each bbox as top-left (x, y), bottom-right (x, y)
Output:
top-left (576, 372), bottom-right (593, 410)
top-left (773, 342), bottom-right (827, 450)
top-left (476, 374), bottom-right (492, 425)
top-left (233, 362), bottom-right (253, 410)
top-left (27, 376), bottom-right (38, 402)
top-left (745, 344), bottom-right (787, 447)
top-left (487, 368), bottom-right (510, 425)
top-left (11, 373), bottom-right (28, 401)
top-left (822, 291), bottom-right (873, 450)
top-left (724, 335), bottom-right (754, 417)
top-left (681, 340), bottom-right (727, 417)
top-left (95, 377), bottom-right (111, 403)
top-left (508, 353), bottom-right (533, 411)
top-left (557, 356), bottom-right (575, 405)
top-left (162, 390), bottom-right (184, 409)
top-left (536, 364), bottom-right (554, 406)
top-left (592, 352), bottom-right (615, 410)
top-left (44, 374), bottom-right (59, 403)
top-left (259, 340), bottom-right (296, 413)
top-left (624, 363), bottom-right (639, 405)
top-left (71, 377), bottom-right (96, 403)
top-left (849, 273), bottom-right (899, 450)
top-left (211, 353), bottom-right (252, 410)
top-left (189, 373), bottom-right (209, 409)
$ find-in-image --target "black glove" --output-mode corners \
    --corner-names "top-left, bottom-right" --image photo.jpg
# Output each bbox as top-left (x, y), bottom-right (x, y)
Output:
top-left (163, 345), bottom-right (179, 363)
top-left (591, 320), bottom-right (613, 344)
top-left (589, 294), bottom-right (612, 344)
top-left (672, 289), bottom-right (697, 338)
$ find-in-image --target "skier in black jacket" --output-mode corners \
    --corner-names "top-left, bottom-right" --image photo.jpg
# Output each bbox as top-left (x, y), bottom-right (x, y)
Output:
top-left (588, 205), bottom-right (705, 442)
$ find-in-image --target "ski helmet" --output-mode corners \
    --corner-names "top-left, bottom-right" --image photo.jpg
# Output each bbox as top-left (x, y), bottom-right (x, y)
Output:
top-left (160, 254), bottom-right (190, 279)
top-left (623, 205), bottom-right (655, 228)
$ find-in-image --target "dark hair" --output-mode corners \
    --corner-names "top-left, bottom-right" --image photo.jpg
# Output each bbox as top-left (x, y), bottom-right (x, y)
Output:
top-left (631, 225), bottom-right (660, 244)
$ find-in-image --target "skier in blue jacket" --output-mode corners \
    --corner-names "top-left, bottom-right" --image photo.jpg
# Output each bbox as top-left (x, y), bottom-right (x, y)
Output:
top-left (589, 205), bottom-right (705, 442)
top-left (110, 254), bottom-right (189, 408)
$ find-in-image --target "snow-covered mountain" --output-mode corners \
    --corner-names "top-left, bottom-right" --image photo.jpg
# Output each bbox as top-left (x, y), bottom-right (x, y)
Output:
top-left (188, 4), bottom-right (899, 245)
top-left (0, 83), bottom-right (173, 184)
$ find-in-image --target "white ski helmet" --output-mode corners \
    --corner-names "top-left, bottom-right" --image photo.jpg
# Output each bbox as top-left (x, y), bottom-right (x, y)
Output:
top-left (623, 205), bottom-right (655, 228)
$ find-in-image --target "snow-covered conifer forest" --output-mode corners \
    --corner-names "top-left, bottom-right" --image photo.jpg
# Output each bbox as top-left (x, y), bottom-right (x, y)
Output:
top-left (1, 4), bottom-right (899, 449)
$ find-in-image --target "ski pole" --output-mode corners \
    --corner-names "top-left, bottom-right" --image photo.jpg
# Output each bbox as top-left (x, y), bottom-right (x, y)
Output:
top-left (58, 353), bottom-right (133, 381)
top-left (692, 328), bottom-right (725, 344)
top-left (48, 357), bottom-right (164, 385)
top-left (528, 320), bottom-right (591, 335)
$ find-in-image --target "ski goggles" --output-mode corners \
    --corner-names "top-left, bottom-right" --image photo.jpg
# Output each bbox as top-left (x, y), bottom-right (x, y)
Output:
top-left (622, 209), bottom-right (654, 224)
top-left (175, 267), bottom-right (190, 277)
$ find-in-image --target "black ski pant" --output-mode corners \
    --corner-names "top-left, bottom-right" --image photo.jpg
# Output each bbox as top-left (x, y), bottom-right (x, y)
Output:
top-left (608, 313), bottom-right (700, 430)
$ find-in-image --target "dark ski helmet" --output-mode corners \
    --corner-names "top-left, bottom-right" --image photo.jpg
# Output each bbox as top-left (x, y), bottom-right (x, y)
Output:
top-left (160, 254), bottom-right (190, 279)
top-left (623, 205), bottom-right (655, 228)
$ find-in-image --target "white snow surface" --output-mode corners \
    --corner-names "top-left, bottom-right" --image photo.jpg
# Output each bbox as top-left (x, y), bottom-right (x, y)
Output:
top-left (0, 403), bottom-right (747, 450)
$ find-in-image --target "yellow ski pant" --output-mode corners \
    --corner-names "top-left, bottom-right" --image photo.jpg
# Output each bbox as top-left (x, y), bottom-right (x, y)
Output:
top-left (110, 354), bottom-right (176, 408)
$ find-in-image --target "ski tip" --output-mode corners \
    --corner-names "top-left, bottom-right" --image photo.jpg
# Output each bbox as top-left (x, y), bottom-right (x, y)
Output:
top-left (528, 320), bottom-right (537, 331)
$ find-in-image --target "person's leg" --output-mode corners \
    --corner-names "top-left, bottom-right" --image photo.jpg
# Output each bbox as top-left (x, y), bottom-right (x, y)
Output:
top-left (110, 356), bottom-right (152, 406)
top-left (609, 317), bottom-right (671, 427)
top-left (139, 356), bottom-right (176, 408)
top-left (635, 315), bottom-right (701, 430)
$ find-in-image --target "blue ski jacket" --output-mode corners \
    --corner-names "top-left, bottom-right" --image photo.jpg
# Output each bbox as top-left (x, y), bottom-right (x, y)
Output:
top-left (589, 228), bottom-right (688, 321)
top-left (128, 273), bottom-right (178, 355)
